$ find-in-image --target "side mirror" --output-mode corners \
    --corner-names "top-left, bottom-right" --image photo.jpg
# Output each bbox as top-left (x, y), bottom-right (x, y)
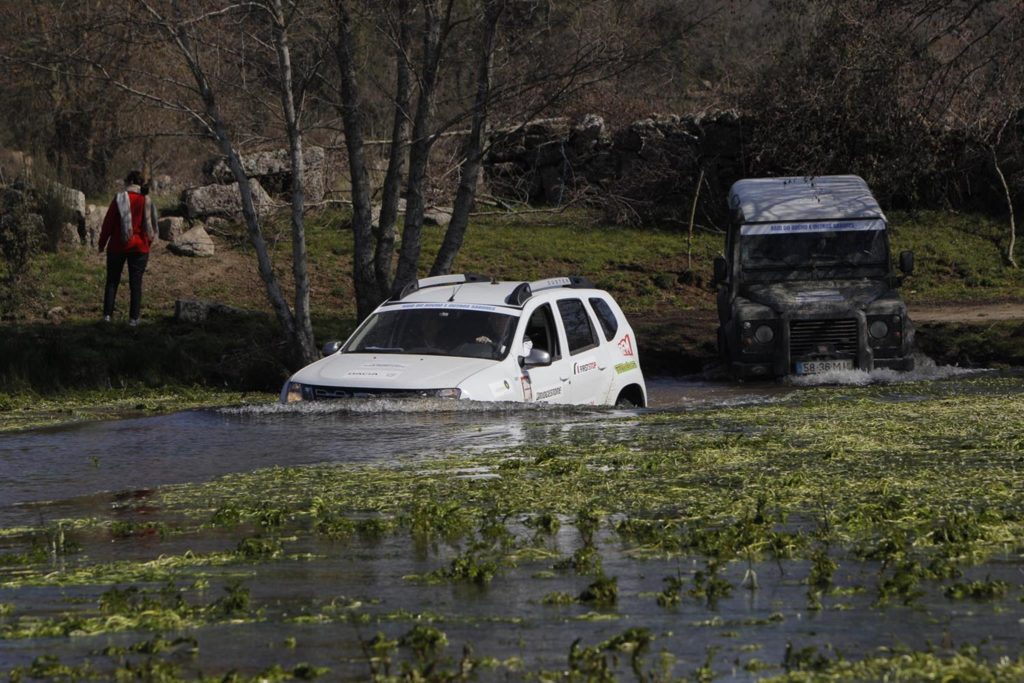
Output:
top-left (518, 348), bottom-right (552, 368)
top-left (899, 250), bottom-right (914, 275)
top-left (713, 256), bottom-right (729, 285)
top-left (322, 341), bottom-right (342, 357)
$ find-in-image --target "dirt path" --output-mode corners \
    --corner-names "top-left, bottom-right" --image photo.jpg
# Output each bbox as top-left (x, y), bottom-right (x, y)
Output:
top-left (910, 302), bottom-right (1024, 324)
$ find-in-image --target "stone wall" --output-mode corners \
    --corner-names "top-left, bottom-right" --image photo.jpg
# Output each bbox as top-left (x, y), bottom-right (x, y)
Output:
top-left (484, 111), bottom-right (1024, 226)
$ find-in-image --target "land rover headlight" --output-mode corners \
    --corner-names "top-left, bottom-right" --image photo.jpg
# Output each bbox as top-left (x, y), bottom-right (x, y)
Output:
top-left (282, 381), bottom-right (313, 403)
top-left (435, 388), bottom-right (463, 399)
top-left (754, 324), bottom-right (775, 344)
top-left (868, 320), bottom-right (889, 339)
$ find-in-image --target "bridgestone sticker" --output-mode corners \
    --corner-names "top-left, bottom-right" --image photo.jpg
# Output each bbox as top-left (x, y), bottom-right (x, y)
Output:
top-left (740, 218), bottom-right (885, 235)
top-left (535, 387), bottom-right (562, 401)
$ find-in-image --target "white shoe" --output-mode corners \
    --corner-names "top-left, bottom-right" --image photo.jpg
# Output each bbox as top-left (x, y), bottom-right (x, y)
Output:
top-left (102, 315), bottom-right (111, 322)
top-left (128, 318), bottom-right (139, 327)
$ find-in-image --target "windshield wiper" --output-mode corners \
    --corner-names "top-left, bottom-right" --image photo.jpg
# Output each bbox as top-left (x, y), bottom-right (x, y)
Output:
top-left (361, 346), bottom-right (404, 353)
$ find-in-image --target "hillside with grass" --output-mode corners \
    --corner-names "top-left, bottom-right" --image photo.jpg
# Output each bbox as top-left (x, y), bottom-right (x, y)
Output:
top-left (1, 206), bottom-right (1022, 399)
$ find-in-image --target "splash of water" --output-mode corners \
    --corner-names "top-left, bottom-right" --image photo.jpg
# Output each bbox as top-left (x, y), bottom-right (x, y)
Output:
top-left (220, 397), bottom-right (587, 416)
top-left (787, 353), bottom-right (981, 387)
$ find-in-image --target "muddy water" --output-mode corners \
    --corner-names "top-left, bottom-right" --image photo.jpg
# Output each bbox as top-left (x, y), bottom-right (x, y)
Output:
top-left (0, 365), bottom-right (1019, 680)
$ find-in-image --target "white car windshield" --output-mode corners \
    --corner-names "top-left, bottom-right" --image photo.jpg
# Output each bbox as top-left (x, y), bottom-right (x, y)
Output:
top-left (344, 307), bottom-right (519, 360)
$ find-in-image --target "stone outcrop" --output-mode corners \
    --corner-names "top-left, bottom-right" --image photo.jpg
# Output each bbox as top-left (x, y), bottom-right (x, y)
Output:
top-left (204, 146), bottom-right (326, 204)
top-left (169, 225), bottom-right (215, 257)
top-left (49, 181), bottom-right (86, 221)
top-left (158, 216), bottom-right (187, 242)
top-left (84, 204), bottom-right (103, 247)
top-left (181, 180), bottom-right (274, 220)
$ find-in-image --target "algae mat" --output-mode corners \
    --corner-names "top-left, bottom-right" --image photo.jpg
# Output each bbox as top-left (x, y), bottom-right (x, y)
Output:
top-left (2, 375), bottom-right (1024, 681)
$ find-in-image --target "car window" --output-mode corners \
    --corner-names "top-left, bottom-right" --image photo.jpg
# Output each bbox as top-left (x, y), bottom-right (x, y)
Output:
top-left (524, 304), bottom-right (560, 360)
top-left (557, 298), bottom-right (598, 355)
top-left (344, 307), bottom-right (517, 360)
top-left (589, 297), bottom-right (618, 341)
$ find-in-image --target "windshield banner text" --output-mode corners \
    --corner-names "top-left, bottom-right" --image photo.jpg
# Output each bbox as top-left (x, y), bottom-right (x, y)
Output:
top-left (740, 218), bottom-right (885, 236)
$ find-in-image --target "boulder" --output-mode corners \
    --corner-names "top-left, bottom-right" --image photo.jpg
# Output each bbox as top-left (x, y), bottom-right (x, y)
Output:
top-left (204, 146), bottom-right (326, 203)
top-left (158, 216), bottom-right (187, 242)
top-left (58, 222), bottom-right (81, 249)
top-left (570, 114), bottom-right (608, 155)
top-left (45, 306), bottom-right (66, 324)
top-left (174, 298), bottom-right (259, 323)
top-left (48, 180), bottom-right (86, 221)
top-left (169, 225), bottom-right (215, 257)
top-left (181, 180), bottom-right (274, 219)
top-left (423, 206), bottom-right (453, 228)
top-left (84, 204), bottom-right (103, 247)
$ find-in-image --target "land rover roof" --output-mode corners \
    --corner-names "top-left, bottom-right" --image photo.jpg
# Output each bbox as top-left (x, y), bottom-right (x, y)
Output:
top-left (728, 175), bottom-right (885, 224)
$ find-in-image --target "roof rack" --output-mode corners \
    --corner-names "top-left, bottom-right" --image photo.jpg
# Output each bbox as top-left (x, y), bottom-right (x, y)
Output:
top-left (505, 276), bottom-right (595, 306)
top-left (393, 273), bottom-right (492, 301)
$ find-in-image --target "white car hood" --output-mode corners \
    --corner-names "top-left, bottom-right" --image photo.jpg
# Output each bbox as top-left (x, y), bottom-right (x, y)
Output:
top-left (290, 352), bottom-right (498, 390)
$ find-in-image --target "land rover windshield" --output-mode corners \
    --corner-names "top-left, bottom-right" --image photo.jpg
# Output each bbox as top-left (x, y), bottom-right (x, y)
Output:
top-left (344, 305), bottom-right (518, 360)
top-left (739, 219), bottom-right (888, 280)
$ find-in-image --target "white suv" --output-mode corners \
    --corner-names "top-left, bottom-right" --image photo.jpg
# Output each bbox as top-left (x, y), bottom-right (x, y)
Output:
top-left (280, 274), bottom-right (647, 406)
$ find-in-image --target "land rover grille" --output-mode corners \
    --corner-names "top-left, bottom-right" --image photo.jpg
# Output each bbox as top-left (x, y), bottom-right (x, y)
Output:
top-left (789, 319), bottom-right (858, 357)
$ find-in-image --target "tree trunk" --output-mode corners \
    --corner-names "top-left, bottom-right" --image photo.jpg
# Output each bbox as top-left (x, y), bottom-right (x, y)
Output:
top-left (375, 0), bottom-right (413, 293)
top-left (992, 145), bottom-right (1018, 268)
top-left (270, 0), bottom-right (318, 365)
top-left (430, 0), bottom-right (502, 277)
top-left (156, 1), bottom-right (298, 349)
top-left (392, 0), bottom-right (451, 294)
top-left (335, 0), bottom-right (382, 319)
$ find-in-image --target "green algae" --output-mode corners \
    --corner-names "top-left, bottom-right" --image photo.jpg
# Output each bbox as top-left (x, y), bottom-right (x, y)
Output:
top-left (0, 387), bottom-right (269, 432)
top-left (3, 374), bottom-right (1024, 678)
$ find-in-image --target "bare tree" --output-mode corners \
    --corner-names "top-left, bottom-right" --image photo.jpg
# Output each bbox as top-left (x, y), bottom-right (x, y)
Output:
top-left (328, 0), bottom-right (656, 319)
top-left (429, 0), bottom-right (503, 277)
top-left (134, 0), bottom-right (320, 365)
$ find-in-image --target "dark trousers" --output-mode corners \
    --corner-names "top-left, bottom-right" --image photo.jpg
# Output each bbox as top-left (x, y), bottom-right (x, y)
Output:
top-left (103, 251), bottom-right (148, 320)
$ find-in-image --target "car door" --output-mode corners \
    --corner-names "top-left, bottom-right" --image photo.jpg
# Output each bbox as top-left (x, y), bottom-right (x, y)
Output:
top-left (555, 296), bottom-right (611, 405)
top-left (517, 302), bottom-right (574, 404)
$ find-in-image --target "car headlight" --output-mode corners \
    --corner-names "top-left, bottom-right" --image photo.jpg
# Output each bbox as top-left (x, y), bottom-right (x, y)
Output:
top-left (753, 324), bottom-right (774, 344)
top-left (435, 388), bottom-right (463, 399)
top-left (281, 381), bottom-right (313, 403)
top-left (868, 320), bottom-right (889, 339)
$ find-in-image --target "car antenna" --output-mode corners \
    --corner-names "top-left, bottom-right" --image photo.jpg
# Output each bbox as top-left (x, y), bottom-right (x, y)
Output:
top-left (449, 284), bottom-right (461, 302)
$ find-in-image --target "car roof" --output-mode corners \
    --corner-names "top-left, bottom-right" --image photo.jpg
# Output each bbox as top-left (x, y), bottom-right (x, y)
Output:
top-left (728, 175), bottom-right (885, 224)
top-left (381, 275), bottom-right (610, 311)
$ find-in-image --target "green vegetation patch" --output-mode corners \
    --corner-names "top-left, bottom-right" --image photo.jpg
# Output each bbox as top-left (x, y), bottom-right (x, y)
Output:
top-left (0, 385), bottom-right (269, 432)
top-left (2, 375), bottom-right (1024, 678)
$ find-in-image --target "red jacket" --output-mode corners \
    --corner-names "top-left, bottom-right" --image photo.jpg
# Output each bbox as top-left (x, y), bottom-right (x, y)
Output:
top-left (98, 190), bottom-right (152, 254)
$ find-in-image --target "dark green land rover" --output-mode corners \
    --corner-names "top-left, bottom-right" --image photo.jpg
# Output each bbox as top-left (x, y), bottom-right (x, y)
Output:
top-left (713, 175), bottom-right (916, 379)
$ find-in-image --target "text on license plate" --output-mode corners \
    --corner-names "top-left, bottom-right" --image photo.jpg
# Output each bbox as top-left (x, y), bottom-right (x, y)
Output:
top-left (795, 359), bottom-right (854, 375)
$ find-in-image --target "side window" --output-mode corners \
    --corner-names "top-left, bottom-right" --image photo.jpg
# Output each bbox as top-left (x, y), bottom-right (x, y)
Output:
top-left (557, 298), bottom-right (598, 355)
top-left (524, 304), bottom-right (561, 360)
top-left (589, 297), bottom-right (618, 341)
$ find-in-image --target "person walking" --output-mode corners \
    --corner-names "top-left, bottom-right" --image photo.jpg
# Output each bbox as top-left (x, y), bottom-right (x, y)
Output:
top-left (98, 170), bottom-right (158, 326)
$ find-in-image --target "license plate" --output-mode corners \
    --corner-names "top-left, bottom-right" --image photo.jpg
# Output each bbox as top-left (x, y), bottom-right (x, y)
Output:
top-left (795, 359), bottom-right (853, 375)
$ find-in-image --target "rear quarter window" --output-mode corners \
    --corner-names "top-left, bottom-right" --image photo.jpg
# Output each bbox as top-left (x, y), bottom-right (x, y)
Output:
top-left (589, 297), bottom-right (619, 341)
top-left (557, 298), bottom-right (598, 355)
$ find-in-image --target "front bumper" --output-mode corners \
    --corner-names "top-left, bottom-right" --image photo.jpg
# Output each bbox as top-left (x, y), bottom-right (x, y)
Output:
top-left (727, 310), bottom-right (914, 379)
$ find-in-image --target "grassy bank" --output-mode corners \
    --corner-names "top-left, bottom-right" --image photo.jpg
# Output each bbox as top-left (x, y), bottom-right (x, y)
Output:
top-left (0, 208), bottom-right (1021, 399)
top-left (2, 375), bottom-right (1023, 679)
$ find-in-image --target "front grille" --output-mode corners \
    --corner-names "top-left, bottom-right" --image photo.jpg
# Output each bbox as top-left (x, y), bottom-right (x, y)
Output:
top-left (310, 385), bottom-right (436, 400)
top-left (789, 319), bottom-right (858, 357)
